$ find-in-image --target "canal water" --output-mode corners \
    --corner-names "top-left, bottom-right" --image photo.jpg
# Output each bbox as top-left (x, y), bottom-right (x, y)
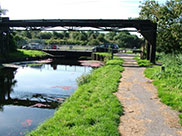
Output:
top-left (0, 60), bottom-right (92, 136)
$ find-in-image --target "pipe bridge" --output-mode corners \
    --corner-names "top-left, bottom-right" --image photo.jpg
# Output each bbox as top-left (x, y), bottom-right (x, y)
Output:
top-left (0, 17), bottom-right (157, 62)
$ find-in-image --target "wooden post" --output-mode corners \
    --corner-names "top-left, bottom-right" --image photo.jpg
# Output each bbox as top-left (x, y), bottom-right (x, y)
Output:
top-left (111, 49), bottom-right (113, 59)
top-left (96, 54), bottom-right (99, 60)
top-left (91, 53), bottom-right (95, 60)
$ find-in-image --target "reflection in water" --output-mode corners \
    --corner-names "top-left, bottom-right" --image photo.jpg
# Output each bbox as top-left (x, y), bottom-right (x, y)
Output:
top-left (0, 68), bottom-right (17, 111)
top-left (0, 60), bottom-right (92, 136)
top-left (0, 67), bottom-right (61, 110)
top-left (0, 63), bottom-right (91, 110)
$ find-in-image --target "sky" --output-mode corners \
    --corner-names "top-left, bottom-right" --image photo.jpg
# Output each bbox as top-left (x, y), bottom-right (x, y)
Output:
top-left (0, 0), bottom-right (167, 20)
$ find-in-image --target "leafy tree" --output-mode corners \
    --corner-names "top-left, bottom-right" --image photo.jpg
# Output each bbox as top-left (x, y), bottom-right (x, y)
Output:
top-left (31, 31), bottom-right (40, 39)
top-left (97, 33), bottom-right (107, 44)
top-left (105, 32), bottom-right (117, 41)
top-left (9, 34), bottom-right (17, 52)
top-left (112, 31), bottom-right (142, 48)
top-left (53, 31), bottom-right (64, 39)
top-left (70, 31), bottom-right (80, 40)
top-left (62, 32), bottom-right (70, 39)
top-left (87, 39), bottom-right (100, 46)
top-left (14, 35), bottom-right (28, 47)
top-left (79, 32), bottom-right (88, 41)
top-left (88, 32), bottom-right (99, 40)
top-left (0, 5), bottom-right (8, 16)
top-left (86, 31), bottom-right (95, 38)
top-left (38, 32), bottom-right (52, 39)
top-left (13, 30), bottom-right (141, 48)
top-left (139, 0), bottom-right (182, 53)
top-left (22, 31), bottom-right (32, 39)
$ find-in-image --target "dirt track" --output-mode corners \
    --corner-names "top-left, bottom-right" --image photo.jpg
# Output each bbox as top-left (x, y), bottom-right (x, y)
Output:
top-left (115, 53), bottom-right (182, 136)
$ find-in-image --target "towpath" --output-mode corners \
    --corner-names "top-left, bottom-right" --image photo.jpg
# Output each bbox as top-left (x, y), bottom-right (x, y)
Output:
top-left (115, 53), bottom-right (182, 136)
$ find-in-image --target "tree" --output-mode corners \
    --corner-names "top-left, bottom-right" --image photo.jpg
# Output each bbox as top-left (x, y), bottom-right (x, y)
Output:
top-left (14, 35), bottom-right (28, 47)
top-left (38, 32), bottom-right (52, 39)
top-left (31, 31), bottom-right (40, 39)
top-left (22, 31), bottom-right (32, 39)
top-left (62, 32), bottom-right (70, 39)
top-left (79, 32), bottom-right (87, 41)
top-left (87, 39), bottom-right (100, 46)
top-left (53, 32), bottom-right (64, 39)
top-left (97, 33), bottom-right (107, 44)
top-left (0, 5), bottom-right (8, 16)
top-left (139, 0), bottom-right (182, 53)
top-left (104, 31), bottom-right (142, 49)
top-left (70, 31), bottom-right (80, 40)
top-left (105, 32), bottom-right (117, 41)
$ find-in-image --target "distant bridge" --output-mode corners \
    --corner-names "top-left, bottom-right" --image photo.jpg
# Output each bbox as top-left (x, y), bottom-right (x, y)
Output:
top-left (42, 49), bottom-right (92, 58)
top-left (0, 18), bottom-right (157, 63)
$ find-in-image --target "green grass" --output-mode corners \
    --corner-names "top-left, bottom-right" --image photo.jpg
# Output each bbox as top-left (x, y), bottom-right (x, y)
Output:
top-left (8, 49), bottom-right (48, 59)
top-left (144, 54), bottom-right (182, 125)
top-left (179, 114), bottom-right (182, 125)
top-left (126, 50), bottom-right (133, 54)
top-left (134, 56), bottom-right (152, 67)
top-left (95, 52), bottom-right (112, 62)
top-left (95, 52), bottom-right (112, 57)
top-left (145, 66), bottom-right (182, 111)
top-left (27, 63), bottom-right (43, 67)
top-left (27, 57), bottom-right (124, 136)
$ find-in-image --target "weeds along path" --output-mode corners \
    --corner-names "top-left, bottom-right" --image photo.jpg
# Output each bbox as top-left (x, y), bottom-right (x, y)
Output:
top-left (115, 53), bottom-right (182, 136)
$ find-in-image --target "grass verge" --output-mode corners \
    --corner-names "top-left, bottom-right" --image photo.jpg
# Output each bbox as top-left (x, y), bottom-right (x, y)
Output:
top-left (8, 49), bottom-right (48, 59)
top-left (27, 56), bottom-right (124, 136)
top-left (95, 52), bottom-right (112, 62)
top-left (144, 54), bottom-right (182, 125)
top-left (95, 52), bottom-right (112, 58)
top-left (134, 56), bottom-right (152, 67)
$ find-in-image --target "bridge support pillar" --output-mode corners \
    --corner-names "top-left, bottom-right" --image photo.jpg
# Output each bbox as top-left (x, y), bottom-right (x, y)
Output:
top-left (146, 42), bottom-right (150, 60)
top-left (139, 23), bottom-right (157, 63)
top-left (0, 17), bottom-right (10, 58)
top-left (0, 28), bottom-right (10, 57)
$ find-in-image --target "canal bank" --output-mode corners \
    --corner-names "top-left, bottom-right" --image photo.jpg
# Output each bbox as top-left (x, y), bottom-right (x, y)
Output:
top-left (0, 59), bottom-right (92, 136)
top-left (27, 56), bottom-right (124, 136)
top-left (0, 49), bottom-right (51, 64)
top-left (0, 49), bottom-right (124, 135)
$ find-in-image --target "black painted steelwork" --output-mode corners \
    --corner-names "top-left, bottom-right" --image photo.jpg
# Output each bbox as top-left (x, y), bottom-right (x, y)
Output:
top-left (43, 49), bottom-right (92, 58)
top-left (0, 17), bottom-right (157, 62)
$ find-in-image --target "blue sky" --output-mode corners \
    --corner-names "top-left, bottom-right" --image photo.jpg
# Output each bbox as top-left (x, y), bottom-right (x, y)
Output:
top-left (0, 0), bottom-right (167, 20)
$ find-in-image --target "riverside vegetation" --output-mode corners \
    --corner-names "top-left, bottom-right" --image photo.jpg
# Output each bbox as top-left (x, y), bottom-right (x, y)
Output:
top-left (144, 54), bottom-right (182, 125)
top-left (134, 56), bottom-right (152, 67)
top-left (0, 49), bottom-right (48, 62)
top-left (9, 49), bottom-right (48, 58)
top-left (27, 55), bottom-right (124, 136)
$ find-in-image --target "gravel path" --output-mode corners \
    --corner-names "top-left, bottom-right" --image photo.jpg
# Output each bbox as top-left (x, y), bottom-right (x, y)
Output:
top-left (115, 53), bottom-right (182, 136)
